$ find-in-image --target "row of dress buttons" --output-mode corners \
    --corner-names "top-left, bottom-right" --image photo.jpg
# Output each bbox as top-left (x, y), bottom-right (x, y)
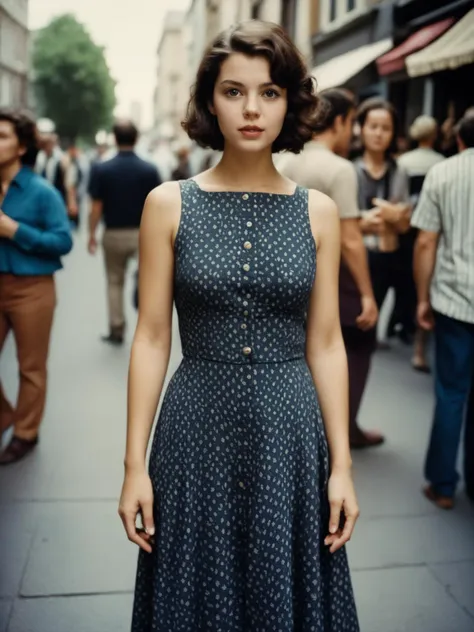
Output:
top-left (242, 194), bottom-right (252, 357)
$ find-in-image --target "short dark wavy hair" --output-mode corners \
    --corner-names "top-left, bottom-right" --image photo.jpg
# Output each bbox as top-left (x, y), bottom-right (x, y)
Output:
top-left (182, 20), bottom-right (323, 154)
top-left (0, 108), bottom-right (39, 166)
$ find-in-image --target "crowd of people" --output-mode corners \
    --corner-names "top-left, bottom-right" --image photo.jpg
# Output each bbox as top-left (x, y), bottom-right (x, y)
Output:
top-left (0, 17), bottom-right (473, 630)
top-left (0, 90), bottom-right (472, 501)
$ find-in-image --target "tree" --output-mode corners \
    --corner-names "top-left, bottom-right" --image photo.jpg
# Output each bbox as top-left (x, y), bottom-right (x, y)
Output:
top-left (32, 14), bottom-right (116, 142)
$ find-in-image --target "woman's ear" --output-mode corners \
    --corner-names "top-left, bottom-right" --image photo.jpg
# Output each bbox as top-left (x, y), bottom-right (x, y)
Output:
top-left (208, 101), bottom-right (216, 116)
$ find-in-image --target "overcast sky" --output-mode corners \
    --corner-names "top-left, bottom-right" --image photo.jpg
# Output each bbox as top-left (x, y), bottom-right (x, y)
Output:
top-left (29, 0), bottom-right (191, 127)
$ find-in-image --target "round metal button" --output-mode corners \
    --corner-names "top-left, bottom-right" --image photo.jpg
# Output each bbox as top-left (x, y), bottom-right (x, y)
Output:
top-left (243, 310), bottom-right (249, 316)
top-left (243, 241), bottom-right (252, 250)
top-left (242, 346), bottom-right (252, 355)
top-left (247, 221), bottom-right (253, 227)
top-left (243, 264), bottom-right (250, 272)
top-left (241, 323), bottom-right (247, 329)
top-left (238, 481), bottom-right (246, 488)
top-left (242, 193), bottom-right (249, 200)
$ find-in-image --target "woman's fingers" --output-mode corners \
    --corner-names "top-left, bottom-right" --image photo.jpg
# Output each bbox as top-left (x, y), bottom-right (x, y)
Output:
top-left (328, 499), bottom-right (342, 536)
top-left (326, 504), bottom-right (359, 554)
top-left (119, 509), bottom-right (153, 554)
top-left (140, 500), bottom-right (155, 538)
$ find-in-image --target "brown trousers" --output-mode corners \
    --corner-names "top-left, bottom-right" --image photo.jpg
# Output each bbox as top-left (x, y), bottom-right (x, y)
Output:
top-left (0, 274), bottom-right (56, 440)
top-left (102, 229), bottom-right (139, 331)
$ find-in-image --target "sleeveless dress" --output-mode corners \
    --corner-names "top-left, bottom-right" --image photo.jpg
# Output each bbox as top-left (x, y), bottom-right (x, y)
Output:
top-left (131, 179), bottom-right (359, 631)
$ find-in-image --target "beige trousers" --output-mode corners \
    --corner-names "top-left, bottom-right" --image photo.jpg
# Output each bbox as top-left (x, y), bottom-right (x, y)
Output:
top-left (102, 228), bottom-right (139, 331)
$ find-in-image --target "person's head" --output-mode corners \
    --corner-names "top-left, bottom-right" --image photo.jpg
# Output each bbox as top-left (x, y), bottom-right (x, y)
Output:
top-left (112, 119), bottom-right (138, 148)
top-left (409, 115), bottom-right (438, 147)
top-left (315, 88), bottom-right (357, 157)
top-left (176, 146), bottom-right (190, 163)
top-left (182, 20), bottom-right (321, 155)
top-left (41, 132), bottom-right (57, 155)
top-left (456, 114), bottom-right (474, 151)
top-left (0, 108), bottom-right (38, 170)
top-left (357, 97), bottom-right (398, 157)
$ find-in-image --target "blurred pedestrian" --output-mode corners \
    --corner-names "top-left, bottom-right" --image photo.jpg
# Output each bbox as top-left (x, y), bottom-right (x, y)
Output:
top-left (280, 88), bottom-right (382, 448)
top-left (395, 116), bottom-right (445, 372)
top-left (88, 119), bottom-right (161, 345)
top-left (412, 114), bottom-right (474, 509)
top-left (354, 98), bottom-right (411, 347)
top-left (35, 132), bottom-right (78, 225)
top-left (0, 108), bottom-right (72, 465)
top-left (171, 145), bottom-right (192, 180)
top-left (119, 20), bottom-right (359, 631)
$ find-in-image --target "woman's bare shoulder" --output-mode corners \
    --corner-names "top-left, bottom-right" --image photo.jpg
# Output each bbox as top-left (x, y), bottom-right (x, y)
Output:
top-left (307, 189), bottom-right (339, 246)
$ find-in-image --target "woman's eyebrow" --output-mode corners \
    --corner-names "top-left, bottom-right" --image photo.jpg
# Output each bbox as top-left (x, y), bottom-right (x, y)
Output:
top-left (219, 80), bottom-right (276, 88)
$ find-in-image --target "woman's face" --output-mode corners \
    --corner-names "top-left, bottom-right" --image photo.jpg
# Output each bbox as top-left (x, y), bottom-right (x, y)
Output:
top-left (0, 120), bottom-right (24, 168)
top-left (211, 53), bottom-right (288, 154)
top-left (361, 108), bottom-right (394, 154)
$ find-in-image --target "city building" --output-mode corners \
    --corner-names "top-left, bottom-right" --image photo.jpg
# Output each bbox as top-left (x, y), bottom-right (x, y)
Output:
top-left (154, 10), bottom-right (189, 143)
top-left (0, 0), bottom-right (29, 107)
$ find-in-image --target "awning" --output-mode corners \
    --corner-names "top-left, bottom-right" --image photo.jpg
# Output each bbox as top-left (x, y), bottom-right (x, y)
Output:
top-left (312, 39), bottom-right (392, 91)
top-left (377, 18), bottom-right (454, 75)
top-left (406, 9), bottom-right (474, 77)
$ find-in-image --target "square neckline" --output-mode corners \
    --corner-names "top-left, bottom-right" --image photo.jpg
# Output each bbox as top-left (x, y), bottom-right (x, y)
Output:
top-left (189, 178), bottom-right (299, 198)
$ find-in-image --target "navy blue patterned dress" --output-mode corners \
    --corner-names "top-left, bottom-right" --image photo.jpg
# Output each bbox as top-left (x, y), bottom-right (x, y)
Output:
top-left (131, 179), bottom-right (359, 631)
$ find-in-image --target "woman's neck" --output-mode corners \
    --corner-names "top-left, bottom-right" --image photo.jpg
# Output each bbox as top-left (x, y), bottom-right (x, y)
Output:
top-left (363, 149), bottom-right (386, 168)
top-left (211, 146), bottom-right (287, 192)
top-left (0, 161), bottom-right (22, 194)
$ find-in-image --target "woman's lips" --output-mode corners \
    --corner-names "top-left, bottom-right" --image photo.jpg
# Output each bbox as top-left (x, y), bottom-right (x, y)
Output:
top-left (239, 127), bottom-right (264, 139)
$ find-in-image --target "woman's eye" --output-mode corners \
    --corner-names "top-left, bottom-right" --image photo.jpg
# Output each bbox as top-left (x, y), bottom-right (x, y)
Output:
top-left (226, 88), bottom-right (241, 97)
top-left (263, 89), bottom-right (279, 98)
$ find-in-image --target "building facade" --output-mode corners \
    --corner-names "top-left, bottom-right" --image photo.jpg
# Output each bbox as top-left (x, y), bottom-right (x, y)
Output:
top-left (0, 0), bottom-right (29, 107)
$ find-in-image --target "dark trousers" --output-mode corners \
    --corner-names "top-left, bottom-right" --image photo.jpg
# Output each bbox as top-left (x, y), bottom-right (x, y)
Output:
top-left (369, 250), bottom-right (407, 311)
top-left (425, 311), bottom-right (474, 496)
top-left (341, 325), bottom-right (376, 440)
top-left (466, 378), bottom-right (474, 498)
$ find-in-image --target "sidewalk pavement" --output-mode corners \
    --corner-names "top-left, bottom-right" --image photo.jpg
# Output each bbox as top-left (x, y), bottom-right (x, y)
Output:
top-left (1, 233), bottom-right (473, 632)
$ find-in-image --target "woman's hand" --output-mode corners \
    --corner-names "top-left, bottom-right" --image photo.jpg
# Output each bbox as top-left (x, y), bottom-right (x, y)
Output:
top-left (325, 467), bottom-right (360, 554)
top-left (118, 468), bottom-right (155, 554)
top-left (360, 208), bottom-right (384, 234)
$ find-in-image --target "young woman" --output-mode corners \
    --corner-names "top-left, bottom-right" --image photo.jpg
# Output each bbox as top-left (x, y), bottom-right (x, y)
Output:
top-left (354, 99), bottom-right (411, 347)
top-left (119, 20), bottom-right (360, 631)
top-left (0, 108), bottom-right (72, 465)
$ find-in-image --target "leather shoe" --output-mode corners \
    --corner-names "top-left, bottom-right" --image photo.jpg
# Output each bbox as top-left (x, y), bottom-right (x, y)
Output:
top-left (0, 435), bottom-right (38, 466)
top-left (423, 485), bottom-right (454, 510)
top-left (350, 429), bottom-right (385, 449)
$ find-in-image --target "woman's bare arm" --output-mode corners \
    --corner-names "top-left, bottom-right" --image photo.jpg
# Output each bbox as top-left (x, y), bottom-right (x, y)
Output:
top-left (124, 182), bottom-right (181, 472)
top-left (305, 190), bottom-right (352, 471)
top-left (305, 189), bottom-right (359, 552)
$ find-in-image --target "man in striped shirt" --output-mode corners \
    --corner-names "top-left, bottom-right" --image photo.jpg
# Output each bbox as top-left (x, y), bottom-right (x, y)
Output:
top-left (412, 114), bottom-right (474, 509)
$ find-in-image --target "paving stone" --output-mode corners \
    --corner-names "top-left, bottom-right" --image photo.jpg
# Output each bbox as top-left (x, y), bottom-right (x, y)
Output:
top-left (353, 566), bottom-right (474, 632)
top-left (8, 594), bottom-right (134, 632)
top-left (429, 561), bottom-right (474, 618)
top-left (0, 504), bottom-right (39, 597)
top-left (20, 502), bottom-right (137, 597)
top-left (0, 600), bottom-right (12, 632)
top-left (349, 510), bottom-right (474, 571)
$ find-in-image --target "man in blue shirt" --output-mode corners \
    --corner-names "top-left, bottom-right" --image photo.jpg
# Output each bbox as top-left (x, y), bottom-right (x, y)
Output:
top-left (0, 108), bottom-right (72, 465)
top-left (88, 119), bottom-right (161, 344)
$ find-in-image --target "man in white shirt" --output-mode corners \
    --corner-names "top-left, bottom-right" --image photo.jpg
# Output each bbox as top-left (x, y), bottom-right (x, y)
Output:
top-left (412, 114), bottom-right (474, 509)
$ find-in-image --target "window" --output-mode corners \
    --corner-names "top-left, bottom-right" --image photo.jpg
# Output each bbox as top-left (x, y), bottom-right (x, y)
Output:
top-left (251, 0), bottom-right (262, 19)
top-left (322, 0), bottom-right (364, 27)
top-left (281, 0), bottom-right (297, 40)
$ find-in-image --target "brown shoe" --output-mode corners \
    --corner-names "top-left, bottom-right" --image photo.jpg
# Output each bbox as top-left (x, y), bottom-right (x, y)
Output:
top-left (0, 435), bottom-right (38, 466)
top-left (350, 429), bottom-right (385, 450)
top-left (423, 485), bottom-right (454, 510)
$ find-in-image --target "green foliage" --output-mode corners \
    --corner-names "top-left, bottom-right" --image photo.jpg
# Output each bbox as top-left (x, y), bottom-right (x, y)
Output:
top-left (32, 14), bottom-right (116, 142)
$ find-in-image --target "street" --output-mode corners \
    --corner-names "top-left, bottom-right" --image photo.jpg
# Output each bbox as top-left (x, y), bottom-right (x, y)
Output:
top-left (1, 230), bottom-right (473, 632)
